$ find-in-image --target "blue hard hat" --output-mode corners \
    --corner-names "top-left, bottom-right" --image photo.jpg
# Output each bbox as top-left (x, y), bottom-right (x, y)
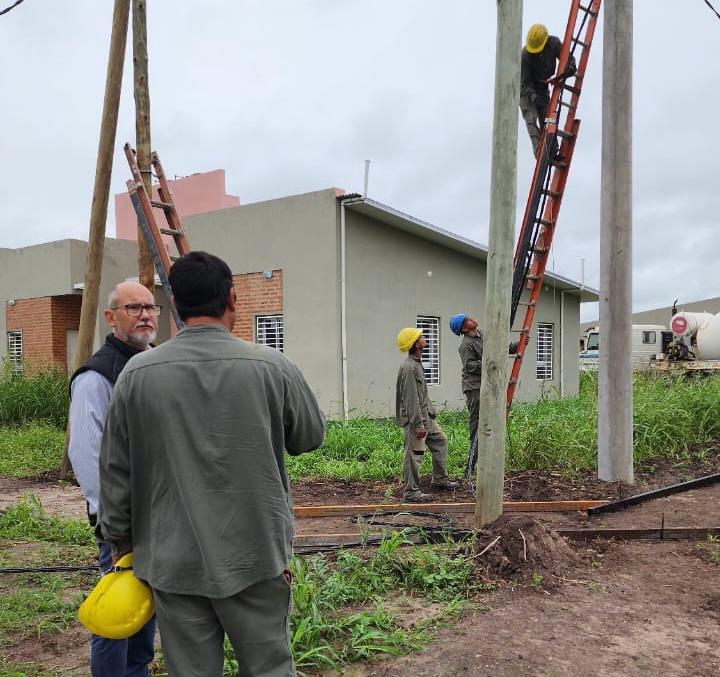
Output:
top-left (449, 313), bottom-right (466, 336)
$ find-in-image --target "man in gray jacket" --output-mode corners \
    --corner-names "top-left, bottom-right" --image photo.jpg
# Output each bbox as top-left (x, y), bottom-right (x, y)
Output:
top-left (99, 251), bottom-right (326, 677)
top-left (395, 327), bottom-right (458, 502)
top-left (450, 313), bottom-right (517, 478)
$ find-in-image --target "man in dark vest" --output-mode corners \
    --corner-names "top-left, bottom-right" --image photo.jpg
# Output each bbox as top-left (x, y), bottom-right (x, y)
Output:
top-left (68, 280), bottom-right (160, 677)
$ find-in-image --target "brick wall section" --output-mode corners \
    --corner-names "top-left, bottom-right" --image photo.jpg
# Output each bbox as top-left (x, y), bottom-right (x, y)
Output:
top-left (6, 294), bottom-right (82, 370)
top-left (50, 295), bottom-right (82, 367)
top-left (231, 270), bottom-right (283, 341)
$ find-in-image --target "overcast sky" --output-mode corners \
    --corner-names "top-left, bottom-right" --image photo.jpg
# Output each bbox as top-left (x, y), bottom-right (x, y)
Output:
top-left (1, 1), bottom-right (718, 321)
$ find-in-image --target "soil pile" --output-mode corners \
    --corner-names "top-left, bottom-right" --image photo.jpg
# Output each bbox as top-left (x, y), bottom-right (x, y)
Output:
top-left (475, 515), bottom-right (578, 580)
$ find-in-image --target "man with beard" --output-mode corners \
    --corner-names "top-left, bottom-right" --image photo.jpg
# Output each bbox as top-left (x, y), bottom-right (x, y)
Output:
top-left (68, 280), bottom-right (159, 676)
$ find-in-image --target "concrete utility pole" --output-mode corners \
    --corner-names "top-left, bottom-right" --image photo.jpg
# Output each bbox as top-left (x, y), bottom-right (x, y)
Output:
top-left (133, 0), bottom-right (155, 290)
top-left (62, 0), bottom-right (130, 477)
top-left (475, 0), bottom-right (522, 527)
top-left (598, 0), bottom-right (634, 483)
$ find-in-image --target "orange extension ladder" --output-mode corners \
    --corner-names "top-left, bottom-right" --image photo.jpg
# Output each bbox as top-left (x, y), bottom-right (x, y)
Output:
top-left (506, 0), bottom-right (603, 411)
top-left (124, 143), bottom-right (191, 329)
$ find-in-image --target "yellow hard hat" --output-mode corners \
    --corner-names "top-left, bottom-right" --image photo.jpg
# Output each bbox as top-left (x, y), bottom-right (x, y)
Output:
top-left (526, 23), bottom-right (549, 54)
top-left (78, 553), bottom-right (154, 640)
top-left (397, 327), bottom-right (423, 353)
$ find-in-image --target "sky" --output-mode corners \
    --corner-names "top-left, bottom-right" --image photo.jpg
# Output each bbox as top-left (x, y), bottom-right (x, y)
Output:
top-left (1, 1), bottom-right (718, 322)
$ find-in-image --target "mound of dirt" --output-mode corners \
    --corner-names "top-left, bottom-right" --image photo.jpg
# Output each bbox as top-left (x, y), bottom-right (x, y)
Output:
top-left (474, 515), bottom-right (578, 581)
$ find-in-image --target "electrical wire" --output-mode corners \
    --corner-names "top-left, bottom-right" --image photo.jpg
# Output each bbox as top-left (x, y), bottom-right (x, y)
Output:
top-left (0, 0), bottom-right (25, 17)
top-left (703, 0), bottom-right (720, 21)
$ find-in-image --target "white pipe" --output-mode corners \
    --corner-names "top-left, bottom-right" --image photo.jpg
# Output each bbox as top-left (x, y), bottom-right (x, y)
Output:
top-left (340, 200), bottom-right (349, 420)
top-left (363, 160), bottom-right (370, 197)
top-left (559, 290), bottom-right (566, 397)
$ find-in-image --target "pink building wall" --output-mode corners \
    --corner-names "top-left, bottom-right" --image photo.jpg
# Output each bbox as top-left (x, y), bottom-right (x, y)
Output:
top-left (115, 169), bottom-right (239, 243)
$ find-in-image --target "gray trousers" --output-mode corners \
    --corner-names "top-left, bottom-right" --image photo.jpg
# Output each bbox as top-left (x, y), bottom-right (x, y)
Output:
top-left (402, 419), bottom-right (450, 499)
top-left (464, 389), bottom-right (480, 452)
top-left (519, 93), bottom-right (546, 156)
top-left (153, 574), bottom-right (294, 677)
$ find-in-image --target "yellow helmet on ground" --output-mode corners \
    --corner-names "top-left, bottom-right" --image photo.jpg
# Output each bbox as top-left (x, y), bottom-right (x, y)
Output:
top-left (78, 552), bottom-right (154, 640)
top-left (397, 327), bottom-right (423, 353)
top-left (526, 23), bottom-right (549, 54)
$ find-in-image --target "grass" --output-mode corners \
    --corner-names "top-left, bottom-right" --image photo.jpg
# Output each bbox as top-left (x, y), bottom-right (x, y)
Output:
top-left (3, 371), bottom-right (720, 482)
top-left (0, 368), bottom-right (68, 429)
top-left (287, 372), bottom-right (720, 480)
top-left (0, 495), bottom-right (94, 546)
top-left (0, 426), bottom-right (65, 478)
top-left (0, 496), bottom-right (476, 676)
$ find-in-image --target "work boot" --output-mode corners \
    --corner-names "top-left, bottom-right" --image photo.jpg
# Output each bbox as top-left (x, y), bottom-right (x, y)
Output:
top-left (430, 480), bottom-right (459, 492)
top-left (403, 491), bottom-right (433, 503)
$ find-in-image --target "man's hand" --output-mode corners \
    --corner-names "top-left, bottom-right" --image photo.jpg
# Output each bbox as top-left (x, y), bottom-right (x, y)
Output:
top-left (415, 428), bottom-right (427, 441)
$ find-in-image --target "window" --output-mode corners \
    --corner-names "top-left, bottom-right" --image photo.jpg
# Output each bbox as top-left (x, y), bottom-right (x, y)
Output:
top-left (642, 331), bottom-right (656, 345)
top-left (416, 316), bottom-right (440, 385)
top-left (7, 331), bottom-right (23, 375)
top-left (536, 323), bottom-right (553, 381)
top-left (255, 315), bottom-right (284, 352)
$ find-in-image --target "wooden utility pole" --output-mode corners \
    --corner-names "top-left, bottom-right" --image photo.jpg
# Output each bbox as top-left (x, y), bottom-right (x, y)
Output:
top-left (61, 0), bottom-right (130, 477)
top-left (475, 0), bottom-right (522, 527)
top-left (598, 0), bottom-right (634, 483)
top-left (133, 0), bottom-right (155, 289)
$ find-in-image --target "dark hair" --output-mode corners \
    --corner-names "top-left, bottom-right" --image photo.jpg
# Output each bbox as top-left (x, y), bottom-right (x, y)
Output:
top-left (169, 251), bottom-right (233, 321)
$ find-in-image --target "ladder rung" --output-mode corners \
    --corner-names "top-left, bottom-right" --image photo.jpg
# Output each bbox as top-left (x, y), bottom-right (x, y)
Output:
top-left (509, 378), bottom-right (518, 385)
top-left (536, 218), bottom-right (555, 227)
top-left (542, 189), bottom-right (562, 199)
top-left (579, 3), bottom-right (598, 16)
top-left (151, 200), bottom-right (174, 210)
top-left (562, 83), bottom-right (581, 95)
top-left (532, 246), bottom-right (549, 254)
top-left (556, 129), bottom-right (575, 140)
top-left (160, 228), bottom-right (181, 236)
top-left (510, 328), bottom-right (530, 333)
top-left (551, 159), bottom-right (569, 169)
top-left (516, 301), bottom-right (536, 307)
top-left (573, 38), bottom-right (590, 48)
top-left (558, 100), bottom-right (576, 109)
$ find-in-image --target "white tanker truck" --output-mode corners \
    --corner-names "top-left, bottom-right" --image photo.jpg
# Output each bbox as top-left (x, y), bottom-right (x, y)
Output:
top-left (651, 306), bottom-right (720, 373)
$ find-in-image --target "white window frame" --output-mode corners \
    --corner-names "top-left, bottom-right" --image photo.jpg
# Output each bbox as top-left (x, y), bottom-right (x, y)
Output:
top-left (255, 314), bottom-right (284, 352)
top-left (416, 315), bottom-right (440, 385)
top-left (536, 323), bottom-right (554, 381)
top-left (7, 330), bottom-right (23, 375)
top-left (642, 330), bottom-right (656, 345)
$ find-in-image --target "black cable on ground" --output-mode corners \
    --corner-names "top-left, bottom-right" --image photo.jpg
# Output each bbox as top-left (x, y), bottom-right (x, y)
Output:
top-left (0, 564), bottom-right (98, 574)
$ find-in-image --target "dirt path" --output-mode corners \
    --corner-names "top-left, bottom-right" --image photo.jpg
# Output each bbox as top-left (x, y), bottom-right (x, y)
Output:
top-left (2, 474), bottom-right (719, 675)
top-left (341, 540), bottom-right (720, 677)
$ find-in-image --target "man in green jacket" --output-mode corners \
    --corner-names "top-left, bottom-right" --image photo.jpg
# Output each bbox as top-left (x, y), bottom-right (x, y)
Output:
top-left (395, 327), bottom-right (458, 502)
top-left (99, 251), bottom-right (326, 677)
top-left (450, 314), bottom-right (517, 478)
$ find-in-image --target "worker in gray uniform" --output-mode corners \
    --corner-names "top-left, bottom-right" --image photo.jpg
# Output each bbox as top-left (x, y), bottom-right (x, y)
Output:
top-left (450, 313), bottom-right (517, 478)
top-left (520, 23), bottom-right (576, 157)
top-left (395, 327), bottom-right (458, 502)
top-left (99, 251), bottom-right (326, 677)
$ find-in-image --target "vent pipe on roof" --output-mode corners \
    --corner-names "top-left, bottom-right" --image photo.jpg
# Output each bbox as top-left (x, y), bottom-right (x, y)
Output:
top-left (363, 160), bottom-right (370, 198)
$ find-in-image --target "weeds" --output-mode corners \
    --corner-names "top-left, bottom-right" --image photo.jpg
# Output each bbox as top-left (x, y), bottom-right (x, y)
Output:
top-left (0, 425), bottom-right (65, 478)
top-left (0, 368), bottom-right (68, 428)
top-left (0, 495), bottom-right (93, 546)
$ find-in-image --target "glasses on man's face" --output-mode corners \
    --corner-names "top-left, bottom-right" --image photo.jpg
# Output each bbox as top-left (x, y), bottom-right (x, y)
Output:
top-left (112, 304), bottom-right (162, 317)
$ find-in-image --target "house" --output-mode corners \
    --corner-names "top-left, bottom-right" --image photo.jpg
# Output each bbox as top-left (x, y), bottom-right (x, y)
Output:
top-left (1, 187), bottom-right (598, 417)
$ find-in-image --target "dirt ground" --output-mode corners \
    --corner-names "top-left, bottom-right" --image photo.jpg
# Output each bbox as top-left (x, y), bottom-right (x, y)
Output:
top-left (1, 464), bottom-right (719, 676)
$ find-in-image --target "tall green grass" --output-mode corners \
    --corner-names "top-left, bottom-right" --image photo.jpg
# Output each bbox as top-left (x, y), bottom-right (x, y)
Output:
top-left (288, 372), bottom-right (720, 480)
top-left (0, 367), bottom-right (68, 428)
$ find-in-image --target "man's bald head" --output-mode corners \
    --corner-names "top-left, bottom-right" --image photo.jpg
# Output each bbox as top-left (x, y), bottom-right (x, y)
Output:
top-left (104, 281), bottom-right (159, 349)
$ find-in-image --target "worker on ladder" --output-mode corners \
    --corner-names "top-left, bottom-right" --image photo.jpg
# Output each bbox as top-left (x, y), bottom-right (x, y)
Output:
top-left (520, 23), bottom-right (576, 157)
